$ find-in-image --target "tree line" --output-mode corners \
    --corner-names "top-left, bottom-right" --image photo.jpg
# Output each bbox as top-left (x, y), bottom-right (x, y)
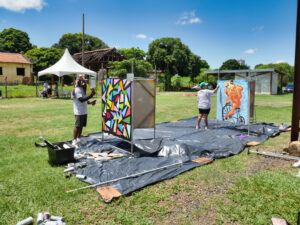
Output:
top-left (0, 27), bottom-right (294, 90)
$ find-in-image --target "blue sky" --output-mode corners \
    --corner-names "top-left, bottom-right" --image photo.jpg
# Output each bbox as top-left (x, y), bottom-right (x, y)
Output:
top-left (0, 0), bottom-right (297, 69)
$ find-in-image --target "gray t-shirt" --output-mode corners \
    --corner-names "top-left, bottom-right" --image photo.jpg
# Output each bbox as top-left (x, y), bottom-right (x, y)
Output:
top-left (73, 87), bottom-right (87, 115)
top-left (197, 89), bottom-right (214, 109)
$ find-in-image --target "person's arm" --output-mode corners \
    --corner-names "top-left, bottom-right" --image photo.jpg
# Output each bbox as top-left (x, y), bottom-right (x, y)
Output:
top-left (213, 85), bottom-right (220, 94)
top-left (78, 89), bottom-right (95, 102)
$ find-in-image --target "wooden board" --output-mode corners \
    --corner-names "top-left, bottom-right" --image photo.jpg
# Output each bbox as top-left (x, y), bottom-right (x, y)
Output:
top-left (96, 186), bottom-right (122, 202)
top-left (192, 157), bottom-right (213, 164)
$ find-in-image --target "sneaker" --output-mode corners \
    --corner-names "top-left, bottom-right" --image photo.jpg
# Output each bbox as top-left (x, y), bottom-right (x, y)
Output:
top-left (293, 160), bottom-right (300, 168)
top-left (76, 138), bottom-right (81, 143)
top-left (205, 126), bottom-right (210, 130)
top-left (196, 125), bottom-right (199, 130)
top-left (72, 139), bottom-right (77, 146)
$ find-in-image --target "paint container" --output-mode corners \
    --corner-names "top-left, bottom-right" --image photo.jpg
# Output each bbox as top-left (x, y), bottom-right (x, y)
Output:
top-left (43, 212), bottom-right (50, 220)
top-left (37, 213), bottom-right (43, 224)
top-left (76, 174), bottom-right (86, 179)
top-left (65, 171), bottom-right (72, 178)
top-left (16, 217), bottom-right (34, 225)
top-left (50, 215), bottom-right (64, 221)
top-left (77, 161), bottom-right (87, 168)
top-left (64, 167), bottom-right (74, 172)
top-left (67, 163), bottom-right (75, 168)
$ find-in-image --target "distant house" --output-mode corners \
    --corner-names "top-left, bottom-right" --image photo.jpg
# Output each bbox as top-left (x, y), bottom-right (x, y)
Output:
top-left (0, 52), bottom-right (33, 84)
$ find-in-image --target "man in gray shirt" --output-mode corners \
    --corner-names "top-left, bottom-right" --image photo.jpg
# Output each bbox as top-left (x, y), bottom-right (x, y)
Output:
top-left (72, 76), bottom-right (96, 146)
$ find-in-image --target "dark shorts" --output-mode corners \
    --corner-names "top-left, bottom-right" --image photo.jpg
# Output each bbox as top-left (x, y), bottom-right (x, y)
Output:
top-left (75, 114), bottom-right (87, 127)
top-left (198, 108), bottom-right (210, 115)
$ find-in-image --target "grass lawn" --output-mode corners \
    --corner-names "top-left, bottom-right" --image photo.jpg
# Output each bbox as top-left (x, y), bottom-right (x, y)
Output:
top-left (0, 93), bottom-right (299, 224)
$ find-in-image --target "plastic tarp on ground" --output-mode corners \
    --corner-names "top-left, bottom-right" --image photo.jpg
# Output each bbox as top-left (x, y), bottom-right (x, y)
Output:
top-left (65, 117), bottom-right (289, 202)
top-left (38, 49), bottom-right (97, 77)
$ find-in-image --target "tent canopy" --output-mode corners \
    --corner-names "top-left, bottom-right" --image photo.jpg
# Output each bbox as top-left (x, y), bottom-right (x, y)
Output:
top-left (38, 49), bottom-right (97, 77)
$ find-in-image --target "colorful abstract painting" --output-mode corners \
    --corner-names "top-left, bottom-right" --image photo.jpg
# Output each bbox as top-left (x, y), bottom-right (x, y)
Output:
top-left (217, 80), bottom-right (249, 124)
top-left (102, 78), bottom-right (132, 140)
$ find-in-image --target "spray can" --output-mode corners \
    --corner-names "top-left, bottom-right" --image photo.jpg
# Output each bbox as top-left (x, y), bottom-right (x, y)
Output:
top-left (64, 167), bottom-right (74, 172)
top-left (43, 212), bottom-right (50, 220)
top-left (50, 215), bottom-right (64, 221)
top-left (76, 174), bottom-right (86, 179)
top-left (16, 217), bottom-right (34, 225)
top-left (37, 212), bottom-right (43, 224)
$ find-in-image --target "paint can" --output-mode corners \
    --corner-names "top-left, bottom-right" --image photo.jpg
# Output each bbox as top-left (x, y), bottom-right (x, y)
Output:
top-left (43, 212), bottom-right (50, 220)
top-left (65, 171), bottom-right (72, 178)
top-left (16, 217), bottom-right (34, 225)
top-left (37, 213), bottom-right (43, 224)
top-left (50, 215), bottom-right (64, 221)
top-left (76, 174), bottom-right (86, 179)
top-left (64, 167), bottom-right (74, 172)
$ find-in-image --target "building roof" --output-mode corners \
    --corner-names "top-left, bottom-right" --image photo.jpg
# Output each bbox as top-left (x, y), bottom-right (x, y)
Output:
top-left (0, 52), bottom-right (32, 64)
top-left (204, 68), bottom-right (286, 76)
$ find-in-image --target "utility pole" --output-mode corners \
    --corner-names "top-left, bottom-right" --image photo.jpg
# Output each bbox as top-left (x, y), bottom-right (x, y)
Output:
top-left (82, 13), bottom-right (85, 66)
top-left (291, 0), bottom-right (300, 141)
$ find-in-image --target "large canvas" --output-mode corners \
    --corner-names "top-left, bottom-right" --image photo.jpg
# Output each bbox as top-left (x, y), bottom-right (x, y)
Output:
top-left (102, 78), bottom-right (132, 140)
top-left (133, 79), bottom-right (155, 128)
top-left (217, 80), bottom-right (249, 124)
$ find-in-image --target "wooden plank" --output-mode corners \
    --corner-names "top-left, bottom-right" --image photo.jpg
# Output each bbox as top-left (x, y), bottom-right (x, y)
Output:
top-left (246, 141), bottom-right (261, 146)
top-left (96, 186), bottom-right (122, 202)
top-left (192, 157), bottom-right (213, 164)
top-left (249, 150), bottom-right (300, 161)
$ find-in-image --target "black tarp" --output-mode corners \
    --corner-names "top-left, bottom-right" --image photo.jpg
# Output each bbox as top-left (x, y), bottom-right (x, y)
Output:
top-left (44, 117), bottom-right (289, 202)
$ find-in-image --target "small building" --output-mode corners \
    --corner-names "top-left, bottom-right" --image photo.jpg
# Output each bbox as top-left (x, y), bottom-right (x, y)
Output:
top-left (0, 52), bottom-right (33, 84)
top-left (204, 69), bottom-right (286, 95)
top-left (73, 47), bottom-right (125, 77)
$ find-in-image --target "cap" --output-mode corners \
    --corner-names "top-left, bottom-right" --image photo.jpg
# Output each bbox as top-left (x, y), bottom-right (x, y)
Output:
top-left (200, 82), bottom-right (209, 88)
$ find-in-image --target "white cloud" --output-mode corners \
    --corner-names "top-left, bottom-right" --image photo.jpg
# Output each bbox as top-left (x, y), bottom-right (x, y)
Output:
top-left (0, 0), bottom-right (46, 12)
top-left (252, 25), bottom-right (264, 32)
top-left (273, 60), bottom-right (286, 64)
top-left (244, 48), bottom-right (258, 54)
top-left (136, 33), bottom-right (147, 39)
top-left (177, 11), bottom-right (202, 25)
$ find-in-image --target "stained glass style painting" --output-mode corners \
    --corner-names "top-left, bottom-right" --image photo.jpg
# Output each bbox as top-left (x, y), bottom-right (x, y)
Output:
top-left (217, 80), bottom-right (249, 124)
top-left (102, 78), bottom-right (132, 140)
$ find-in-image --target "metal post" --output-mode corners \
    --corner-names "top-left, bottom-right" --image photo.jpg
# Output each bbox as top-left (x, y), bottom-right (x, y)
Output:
top-left (101, 63), bottom-right (104, 141)
top-left (36, 75), bottom-right (39, 97)
top-left (5, 76), bottom-right (7, 98)
top-left (291, 0), bottom-right (300, 141)
top-left (248, 70), bottom-right (251, 136)
top-left (82, 13), bottom-right (85, 67)
top-left (130, 61), bottom-right (134, 155)
top-left (216, 70), bottom-right (220, 127)
top-left (154, 65), bottom-right (157, 139)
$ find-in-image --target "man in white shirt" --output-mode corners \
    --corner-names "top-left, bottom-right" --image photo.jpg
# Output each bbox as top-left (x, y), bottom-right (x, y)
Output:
top-left (72, 76), bottom-right (96, 146)
top-left (196, 82), bottom-right (219, 129)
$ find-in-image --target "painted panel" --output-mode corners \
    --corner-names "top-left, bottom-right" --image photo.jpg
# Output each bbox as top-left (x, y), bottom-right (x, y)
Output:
top-left (102, 78), bottom-right (132, 140)
top-left (217, 80), bottom-right (249, 124)
top-left (133, 79), bottom-right (155, 128)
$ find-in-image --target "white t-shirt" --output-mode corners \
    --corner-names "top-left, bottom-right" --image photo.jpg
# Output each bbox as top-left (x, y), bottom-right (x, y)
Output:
top-left (43, 83), bottom-right (48, 92)
top-left (73, 87), bottom-right (87, 115)
top-left (197, 89), bottom-right (214, 109)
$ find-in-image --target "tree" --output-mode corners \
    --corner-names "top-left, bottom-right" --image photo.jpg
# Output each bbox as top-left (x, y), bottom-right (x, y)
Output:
top-left (0, 28), bottom-right (33, 53)
top-left (190, 54), bottom-right (202, 82)
top-left (53, 33), bottom-right (108, 55)
top-left (147, 37), bottom-right (192, 90)
top-left (108, 59), bottom-right (153, 78)
top-left (25, 47), bottom-right (63, 75)
top-left (118, 47), bottom-right (146, 60)
top-left (255, 62), bottom-right (294, 84)
top-left (220, 59), bottom-right (250, 70)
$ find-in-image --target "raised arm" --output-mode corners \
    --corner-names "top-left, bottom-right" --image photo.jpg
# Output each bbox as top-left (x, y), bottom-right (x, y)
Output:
top-left (213, 85), bottom-right (220, 93)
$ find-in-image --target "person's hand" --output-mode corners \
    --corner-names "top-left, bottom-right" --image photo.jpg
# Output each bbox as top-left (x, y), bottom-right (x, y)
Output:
top-left (91, 100), bottom-right (96, 106)
top-left (91, 88), bottom-right (96, 96)
top-left (217, 85), bottom-right (220, 89)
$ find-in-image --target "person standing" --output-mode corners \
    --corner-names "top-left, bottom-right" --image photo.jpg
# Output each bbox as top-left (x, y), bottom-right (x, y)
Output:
top-left (196, 82), bottom-right (219, 129)
top-left (72, 76), bottom-right (96, 146)
top-left (43, 82), bottom-right (48, 98)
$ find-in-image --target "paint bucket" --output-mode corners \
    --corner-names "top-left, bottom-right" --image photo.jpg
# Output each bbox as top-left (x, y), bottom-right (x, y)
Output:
top-left (76, 174), bottom-right (86, 179)
top-left (43, 212), bottom-right (50, 220)
top-left (50, 215), bottom-right (64, 222)
top-left (37, 213), bottom-right (43, 224)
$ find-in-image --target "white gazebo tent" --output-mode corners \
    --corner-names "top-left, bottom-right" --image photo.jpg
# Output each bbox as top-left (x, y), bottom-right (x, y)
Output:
top-left (37, 49), bottom-right (97, 97)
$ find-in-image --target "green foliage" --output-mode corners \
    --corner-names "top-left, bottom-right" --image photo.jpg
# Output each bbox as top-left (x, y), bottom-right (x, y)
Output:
top-left (52, 33), bottom-right (108, 55)
top-left (195, 68), bottom-right (217, 86)
top-left (0, 28), bottom-right (33, 53)
top-left (25, 47), bottom-right (63, 75)
top-left (255, 62), bottom-right (294, 83)
top-left (147, 37), bottom-right (209, 90)
top-left (108, 59), bottom-right (153, 78)
top-left (171, 74), bottom-right (182, 91)
top-left (220, 59), bottom-right (250, 70)
top-left (147, 37), bottom-right (192, 77)
top-left (118, 47), bottom-right (146, 60)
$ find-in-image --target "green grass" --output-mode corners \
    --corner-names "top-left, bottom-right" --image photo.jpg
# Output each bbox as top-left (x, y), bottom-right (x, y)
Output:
top-left (0, 93), bottom-right (299, 224)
